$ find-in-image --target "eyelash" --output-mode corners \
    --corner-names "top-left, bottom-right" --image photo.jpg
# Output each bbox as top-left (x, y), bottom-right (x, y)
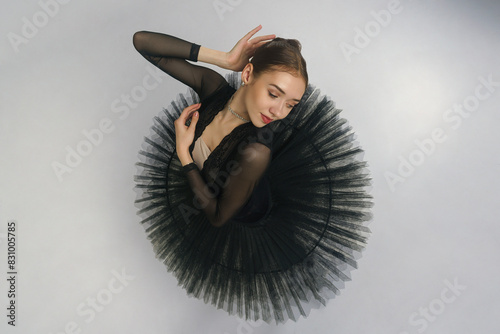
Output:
top-left (269, 92), bottom-right (295, 109)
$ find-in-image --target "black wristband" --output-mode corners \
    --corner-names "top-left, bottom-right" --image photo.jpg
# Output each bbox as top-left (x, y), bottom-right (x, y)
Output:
top-left (189, 43), bottom-right (201, 62)
top-left (182, 162), bottom-right (199, 173)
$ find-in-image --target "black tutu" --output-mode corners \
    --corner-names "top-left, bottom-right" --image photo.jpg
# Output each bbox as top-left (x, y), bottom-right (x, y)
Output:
top-left (134, 72), bottom-right (373, 324)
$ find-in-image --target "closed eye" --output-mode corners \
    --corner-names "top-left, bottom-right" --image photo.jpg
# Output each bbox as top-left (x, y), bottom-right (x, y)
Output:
top-left (270, 91), bottom-right (297, 108)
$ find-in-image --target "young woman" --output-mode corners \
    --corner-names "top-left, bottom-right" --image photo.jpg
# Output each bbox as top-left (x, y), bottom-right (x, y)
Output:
top-left (133, 25), bottom-right (373, 324)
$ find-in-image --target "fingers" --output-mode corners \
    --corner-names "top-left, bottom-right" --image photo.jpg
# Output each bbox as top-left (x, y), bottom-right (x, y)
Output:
top-left (243, 25), bottom-right (262, 41)
top-left (186, 104), bottom-right (199, 132)
top-left (177, 103), bottom-right (201, 123)
top-left (183, 103), bottom-right (201, 116)
top-left (251, 34), bottom-right (276, 45)
top-left (253, 38), bottom-right (275, 49)
top-left (244, 25), bottom-right (275, 43)
top-left (189, 110), bottom-right (199, 126)
top-left (184, 103), bottom-right (201, 112)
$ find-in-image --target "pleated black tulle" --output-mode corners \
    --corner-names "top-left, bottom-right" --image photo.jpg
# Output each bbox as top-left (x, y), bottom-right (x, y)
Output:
top-left (134, 72), bottom-right (373, 324)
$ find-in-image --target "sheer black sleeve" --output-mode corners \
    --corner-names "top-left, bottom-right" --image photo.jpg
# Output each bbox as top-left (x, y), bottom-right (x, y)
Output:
top-left (182, 142), bottom-right (271, 228)
top-left (132, 31), bottom-right (227, 101)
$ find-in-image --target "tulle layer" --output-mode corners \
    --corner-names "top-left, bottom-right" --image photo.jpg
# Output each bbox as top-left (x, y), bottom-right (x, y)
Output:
top-left (134, 72), bottom-right (373, 324)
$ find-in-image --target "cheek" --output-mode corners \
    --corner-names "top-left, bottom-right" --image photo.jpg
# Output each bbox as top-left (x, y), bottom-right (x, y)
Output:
top-left (256, 90), bottom-right (271, 109)
top-left (247, 89), bottom-right (268, 112)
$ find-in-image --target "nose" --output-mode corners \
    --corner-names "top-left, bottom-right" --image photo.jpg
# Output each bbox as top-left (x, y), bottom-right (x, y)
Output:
top-left (269, 101), bottom-right (285, 119)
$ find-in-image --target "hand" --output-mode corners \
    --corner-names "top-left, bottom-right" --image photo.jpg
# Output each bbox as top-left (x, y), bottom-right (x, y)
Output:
top-left (174, 103), bottom-right (201, 164)
top-left (226, 25), bottom-right (276, 72)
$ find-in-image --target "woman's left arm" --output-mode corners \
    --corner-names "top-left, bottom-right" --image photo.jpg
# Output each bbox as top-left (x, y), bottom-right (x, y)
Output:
top-left (182, 141), bottom-right (271, 228)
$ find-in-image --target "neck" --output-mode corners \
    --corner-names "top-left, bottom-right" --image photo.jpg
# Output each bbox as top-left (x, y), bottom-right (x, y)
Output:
top-left (219, 88), bottom-right (250, 125)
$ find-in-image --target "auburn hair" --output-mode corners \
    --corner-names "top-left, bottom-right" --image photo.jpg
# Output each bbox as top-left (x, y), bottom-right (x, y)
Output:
top-left (250, 37), bottom-right (308, 87)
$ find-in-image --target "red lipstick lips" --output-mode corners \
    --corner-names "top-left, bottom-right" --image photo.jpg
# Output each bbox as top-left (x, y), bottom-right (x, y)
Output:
top-left (261, 113), bottom-right (272, 124)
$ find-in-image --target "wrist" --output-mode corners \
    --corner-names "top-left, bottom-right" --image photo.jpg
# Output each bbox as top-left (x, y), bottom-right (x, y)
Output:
top-left (182, 159), bottom-right (194, 167)
top-left (178, 150), bottom-right (194, 166)
top-left (198, 46), bottom-right (230, 69)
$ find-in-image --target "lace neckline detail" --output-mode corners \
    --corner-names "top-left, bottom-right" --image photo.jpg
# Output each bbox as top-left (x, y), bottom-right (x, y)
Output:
top-left (194, 85), bottom-right (253, 172)
top-left (198, 121), bottom-right (250, 172)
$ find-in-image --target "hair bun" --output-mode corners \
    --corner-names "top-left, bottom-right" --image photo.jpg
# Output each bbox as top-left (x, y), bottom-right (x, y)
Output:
top-left (286, 39), bottom-right (302, 52)
top-left (271, 37), bottom-right (302, 52)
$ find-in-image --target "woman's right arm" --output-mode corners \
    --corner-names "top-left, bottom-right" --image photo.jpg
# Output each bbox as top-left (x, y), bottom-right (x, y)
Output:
top-left (132, 31), bottom-right (227, 101)
top-left (132, 26), bottom-right (275, 100)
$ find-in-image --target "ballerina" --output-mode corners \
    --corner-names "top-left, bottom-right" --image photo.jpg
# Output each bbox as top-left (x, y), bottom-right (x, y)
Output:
top-left (133, 25), bottom-right (373, 324)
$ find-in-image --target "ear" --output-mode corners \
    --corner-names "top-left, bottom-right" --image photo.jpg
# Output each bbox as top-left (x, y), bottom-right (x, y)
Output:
top-left (241, 63), bottom-right (254, 85)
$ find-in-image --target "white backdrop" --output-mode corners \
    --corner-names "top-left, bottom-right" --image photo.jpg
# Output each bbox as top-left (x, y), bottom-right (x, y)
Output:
top-left (1, 0), bottom-right (499, 333)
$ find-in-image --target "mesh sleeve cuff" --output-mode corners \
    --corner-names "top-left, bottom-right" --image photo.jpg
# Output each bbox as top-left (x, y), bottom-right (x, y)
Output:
top-left (182, 162), bottom-right (199, 173)
top-left (189, 43), bottom-right (201, 62)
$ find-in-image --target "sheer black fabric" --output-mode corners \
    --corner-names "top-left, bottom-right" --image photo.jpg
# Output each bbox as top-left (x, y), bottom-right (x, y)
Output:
top-left (133, 32), bottom-right (373, 324)
top-left (133, 30), bottom-right (226, 100)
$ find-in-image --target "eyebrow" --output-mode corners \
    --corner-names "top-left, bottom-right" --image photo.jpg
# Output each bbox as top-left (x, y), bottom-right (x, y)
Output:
top-left (269, 84), bottom-right (301, 102)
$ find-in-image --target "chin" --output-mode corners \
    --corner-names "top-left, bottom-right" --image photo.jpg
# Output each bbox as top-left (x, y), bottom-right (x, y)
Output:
top-left (251, 120), bottom-right (265, 128)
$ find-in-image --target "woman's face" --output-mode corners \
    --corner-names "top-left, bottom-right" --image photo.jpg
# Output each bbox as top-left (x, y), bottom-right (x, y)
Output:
top-left (242, 65), bottom-right (306, 127)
